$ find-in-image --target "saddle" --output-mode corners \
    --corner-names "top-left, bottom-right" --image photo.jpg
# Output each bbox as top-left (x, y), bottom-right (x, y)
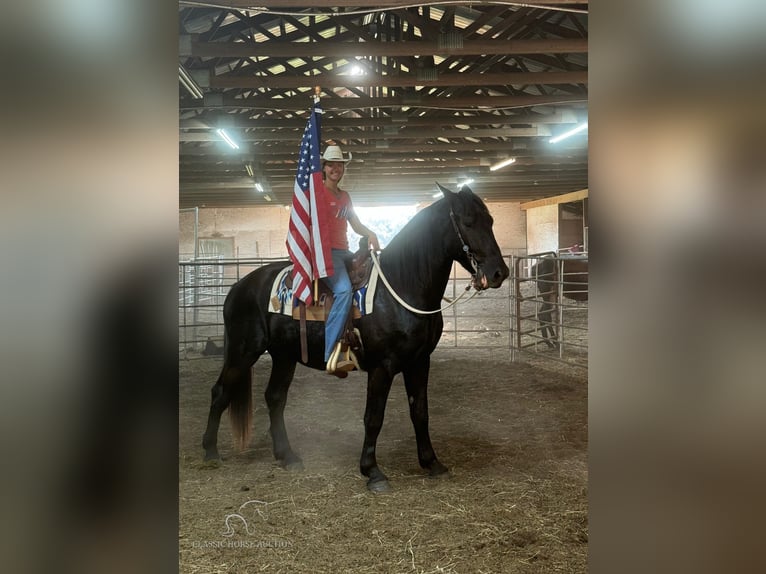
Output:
top-left (288, 237), bottom-right (373, 363)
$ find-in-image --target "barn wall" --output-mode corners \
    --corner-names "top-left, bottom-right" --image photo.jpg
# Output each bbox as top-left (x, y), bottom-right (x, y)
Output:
top-left (179, 202), bottom-right (527, 259)
top-left (525, 204), bottom-right (559, 254)
top-left (179, 206), bottom-right (291, 259)
top-left (485, 201), bottom-right (526, 253)
top-left (559, 211), bottom-right (584, 249)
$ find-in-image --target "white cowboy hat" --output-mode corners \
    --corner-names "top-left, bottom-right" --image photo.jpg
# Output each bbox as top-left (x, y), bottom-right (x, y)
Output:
top-left (322, 145), bottom-right (352, 163)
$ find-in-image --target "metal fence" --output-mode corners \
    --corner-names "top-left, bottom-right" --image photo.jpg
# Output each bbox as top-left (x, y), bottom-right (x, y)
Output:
top-left (178, 257), bottom-right (289, 358)
top-left (510, 252), bottom-right (589, 371)
top-left (178, 251), bottom-right (587, 370)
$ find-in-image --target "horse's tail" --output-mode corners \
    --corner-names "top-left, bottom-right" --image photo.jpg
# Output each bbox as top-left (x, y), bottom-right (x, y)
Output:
top-left (220, 268), bottom-right (272, 451)
top-left (227, 363), bottom-right (253, 451)
top-left (221, 299), bottom-right (255, 452)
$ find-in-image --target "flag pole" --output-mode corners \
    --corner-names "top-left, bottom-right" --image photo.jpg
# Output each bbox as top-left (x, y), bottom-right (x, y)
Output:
top-left (313, 86), bottom-right (321, 306)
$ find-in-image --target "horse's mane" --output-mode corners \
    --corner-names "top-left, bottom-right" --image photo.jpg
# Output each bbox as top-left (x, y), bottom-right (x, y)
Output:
top-left (379, 198), bottom-right (453, 295)
top-left (385, 198), bottom-right (444, 251)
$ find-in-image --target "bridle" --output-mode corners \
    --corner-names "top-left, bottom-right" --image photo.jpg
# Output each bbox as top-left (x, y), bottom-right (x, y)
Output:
top-left (449, 208), bottom-right (480, 280)
top-left (368, 208), bottom-right (482, 316)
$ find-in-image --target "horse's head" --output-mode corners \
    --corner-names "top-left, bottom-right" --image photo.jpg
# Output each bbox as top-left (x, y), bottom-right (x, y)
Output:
top-left (439, 183), bottom-right (510, 290)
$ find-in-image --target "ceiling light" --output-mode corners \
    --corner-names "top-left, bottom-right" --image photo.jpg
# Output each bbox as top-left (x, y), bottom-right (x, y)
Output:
top-left (263, 194), bottom-right (272, 202)
top-left (254, 182), bottom-right (264, 192)
top-left (245, 163), bottom-right (254, 177)
top-left (432, 191), bottom-right (442, 198)
top-left (457, 178), bottom-right (474, 189)
top-left (549, 122), bottom-right (588, 144)
top-left (217, 128), bottom-right (239, 150)
top-left (178, 65), bottom-right (203, 99)
top-left (489, 157), bottom-right (516, 172)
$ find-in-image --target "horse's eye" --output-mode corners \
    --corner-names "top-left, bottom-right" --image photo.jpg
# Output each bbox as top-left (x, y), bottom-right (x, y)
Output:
top-left (462, 217), bottom-right (474, 228)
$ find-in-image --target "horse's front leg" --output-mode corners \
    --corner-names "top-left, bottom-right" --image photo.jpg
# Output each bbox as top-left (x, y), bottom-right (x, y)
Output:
top-left (360, 367), bottom-right (394, 492)
top-left (264, 356), bottom-right (302, 471)
top-left (402, 356), bottom-right (449, 477)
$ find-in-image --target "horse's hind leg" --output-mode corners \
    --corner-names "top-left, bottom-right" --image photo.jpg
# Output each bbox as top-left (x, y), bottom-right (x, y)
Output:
top-left (403, 356), bottom-right (449, 478)
top-left (202, 363), bottom-right (243, 460)
top-left (539, 302), bottom-right (558, 350)
top-left (202, 361), bottom-right (255, 461)
top-left (202, 316), bottom-right (265, 461)
top-left (202, 369), bottom-right (229, 461)
top-left (264, 356), bottom-right (302, 470)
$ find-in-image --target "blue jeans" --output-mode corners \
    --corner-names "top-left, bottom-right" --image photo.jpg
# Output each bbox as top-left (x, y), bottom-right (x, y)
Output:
top-left (323, 249), bottom-right (353, 361)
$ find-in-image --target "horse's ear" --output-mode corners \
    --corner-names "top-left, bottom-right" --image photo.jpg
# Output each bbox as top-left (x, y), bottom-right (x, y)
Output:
top-left (436, 182), bottom-right (464, 214)
top-left (436, 182), bottom-right (455, 197)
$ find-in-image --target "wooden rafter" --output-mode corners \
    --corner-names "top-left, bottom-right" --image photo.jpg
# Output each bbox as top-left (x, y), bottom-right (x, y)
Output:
top-left (178, 3), bottom-right (588, 206)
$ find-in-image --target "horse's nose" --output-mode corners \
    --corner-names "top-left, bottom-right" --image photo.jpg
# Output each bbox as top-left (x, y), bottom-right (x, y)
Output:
top-left (495, 261), bottom-right (510, 281)
top-left (490, 261), bottom-right (510, 285)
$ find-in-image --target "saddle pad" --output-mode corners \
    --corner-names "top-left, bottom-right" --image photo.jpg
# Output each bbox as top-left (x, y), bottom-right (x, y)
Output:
top-left (269, 264), bottom-right (379, 318)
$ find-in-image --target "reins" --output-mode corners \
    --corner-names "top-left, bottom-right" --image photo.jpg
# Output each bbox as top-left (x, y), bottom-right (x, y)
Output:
top-left (368, 207), bottom-right (485, 315)
top-left (369, 250), bottom-right (479, 315)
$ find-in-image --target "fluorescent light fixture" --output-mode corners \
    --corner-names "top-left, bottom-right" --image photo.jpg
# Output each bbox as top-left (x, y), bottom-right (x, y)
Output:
top-left (489, 157), bottom-right (516, 172)
top-left (217, 128), bottom-right (239, 150)
top-left (457, 178), bottom-right (474, 189)
top-left (263, 194), bottom-right (272, 202)
top-left (254, 182), bottom-right (264, 192)
top-left (178, 65), bottom-right (203, 99)
top-left (245, 163), bottom-right (254, 177)
top-left (549, 122), bottom-right (588, 144)
top-left (432, 191), bottom-right (443, 198)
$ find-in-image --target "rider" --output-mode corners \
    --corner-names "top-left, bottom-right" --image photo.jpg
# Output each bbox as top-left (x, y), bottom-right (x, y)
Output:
top-left (321, 145), bottom-right (380, 375)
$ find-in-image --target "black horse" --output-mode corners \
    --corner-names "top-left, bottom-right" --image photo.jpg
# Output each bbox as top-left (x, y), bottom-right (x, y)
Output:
top-left (532, 255), bottom-right (589, 349)
top-left (202, 184), bottom-right (509, 492)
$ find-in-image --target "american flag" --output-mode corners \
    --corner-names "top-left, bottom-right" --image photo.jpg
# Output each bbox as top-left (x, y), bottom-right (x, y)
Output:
top-left (285, 101), bottom-right (333, 304)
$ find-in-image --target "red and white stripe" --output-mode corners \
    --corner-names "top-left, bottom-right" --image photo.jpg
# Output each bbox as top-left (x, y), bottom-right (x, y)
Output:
top-left (285, 102), bottom-right (333, 304)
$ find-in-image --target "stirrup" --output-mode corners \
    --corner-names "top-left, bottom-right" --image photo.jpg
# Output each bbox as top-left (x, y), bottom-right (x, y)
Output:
top-left (327, 342), bottom-right (356, 375)
top-left (334, 358), bottom-right (355, 373)
top-left (326, 342), bottom-right (343, 374)
top-left (334, 343), bottom-right (356, 373)
top-left (348, 348), bottom-right (360, 370)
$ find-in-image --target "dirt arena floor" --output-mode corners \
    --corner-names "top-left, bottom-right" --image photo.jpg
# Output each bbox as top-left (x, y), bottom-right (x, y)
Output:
top-left (179, 346), bottom-right (587, 573)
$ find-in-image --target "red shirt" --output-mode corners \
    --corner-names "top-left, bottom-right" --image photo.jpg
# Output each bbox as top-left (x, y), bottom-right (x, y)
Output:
top-left (326, 189), bottom-right (352, 250)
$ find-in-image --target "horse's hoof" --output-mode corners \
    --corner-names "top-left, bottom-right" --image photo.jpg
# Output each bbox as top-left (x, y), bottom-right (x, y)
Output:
top-left (429, 469), bottom-right (452, 480)
top-left (428, 462), bottom-right (451, 478)
top-left (279, 457), bottom-right (304, 472)
top-left (199, 458), bottom-right (221, 470)
top-left (367, 478), bottom-right (392, 493)
top-left (203, 448), bottom-right (220, 461)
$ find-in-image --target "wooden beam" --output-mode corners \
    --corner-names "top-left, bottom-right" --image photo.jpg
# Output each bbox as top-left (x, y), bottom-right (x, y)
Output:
top-left (187, 37), bottom-right (587, 58)
top-left (180, 140), bottom-right (588, 154)
top-left (179, 126), bottom-right (553, 142)
top-left (182, 93), bottom-right (586, 111)
top-left (185, 0), bottom-right (587, 8)
top-left (210, 71), bottom-right (588, 90)
top-left (520, 188), bottom-right (588, 209)
top-left (179, 111), bottom-right (581, 130)
top-left (181, 168), bottom-right (588, 186)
